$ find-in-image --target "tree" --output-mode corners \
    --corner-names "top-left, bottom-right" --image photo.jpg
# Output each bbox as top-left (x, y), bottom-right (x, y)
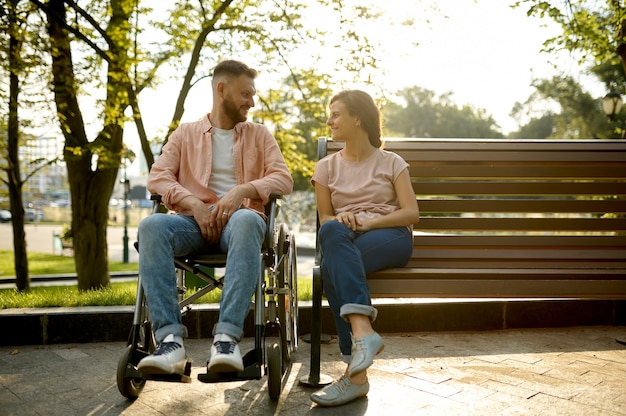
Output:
top-left (35, 0), bottom-right (133, 290)
top-left (510, 75), bottom-right (614, 139)
top-left (0, 0), bottom-right (53, 291)
top-left (383, 86), bottom-right (504, 138)
top-left (514, 1), bottom-right (626, 69)
top-left (254, 69), bottom-right (334, 191)
top-left (508, 114), bottom-right (556, 139)
top-left (23, 0), bottom-right (392, 290)
top-left (4, 0), bottom-right (29, 291)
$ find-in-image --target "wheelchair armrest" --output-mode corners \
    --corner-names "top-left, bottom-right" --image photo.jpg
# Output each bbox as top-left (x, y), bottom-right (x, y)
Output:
top-left (264, 193), bottom-right (284, 249)
top-left (150, 194), bottom-right (169, 214)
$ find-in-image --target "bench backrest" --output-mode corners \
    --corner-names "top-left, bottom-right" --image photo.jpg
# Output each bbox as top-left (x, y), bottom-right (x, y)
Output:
top-left (318, 137), bottom-right (626, 298)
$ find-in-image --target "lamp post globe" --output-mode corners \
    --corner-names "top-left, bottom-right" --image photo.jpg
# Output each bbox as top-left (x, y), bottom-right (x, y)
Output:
top-left (602, 90), bottom-right (623, 119)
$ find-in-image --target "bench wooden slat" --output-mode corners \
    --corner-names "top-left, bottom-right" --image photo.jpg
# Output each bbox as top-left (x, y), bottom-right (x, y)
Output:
top-left (414, 182), bottom-right (626, 196)
top-left (413, 234), bottom-right (626, 246)
top-left (366, 278), bottom-right (626, 299)
top-left (418, 199), bottom-right (626, 213)
top-left (409, 164), bottom-right (623, 179)
top-left (408, 260), bottom-right (626, 269)
top-left (367, 266), bottom-right (626, 279)
top-left (371, 138), bottom-right (626, 152)
top-left (327, 137), bottom-right (626, 150)
top-left (417, 217), bottom-right (626, 231)
top-left (411, 248), bottom-right (626, 260)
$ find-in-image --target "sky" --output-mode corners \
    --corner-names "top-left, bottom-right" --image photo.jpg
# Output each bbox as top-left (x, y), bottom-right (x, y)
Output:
top-left (141, 1), bottom-right (604, 134)
top-left (386, 0), bottom-right (604, 133)
top-left (95, 1), bottom-right (609, 175)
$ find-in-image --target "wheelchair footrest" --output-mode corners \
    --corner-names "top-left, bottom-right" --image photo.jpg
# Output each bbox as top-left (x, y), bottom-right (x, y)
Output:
top-left (140, 361), bottom-right (193, 383)
top-left (197, 362), bottom-right (262, 383)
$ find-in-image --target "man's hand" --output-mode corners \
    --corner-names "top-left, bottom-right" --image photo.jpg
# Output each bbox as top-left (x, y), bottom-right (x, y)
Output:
top-left (193, 204), bottom-right (221, 244)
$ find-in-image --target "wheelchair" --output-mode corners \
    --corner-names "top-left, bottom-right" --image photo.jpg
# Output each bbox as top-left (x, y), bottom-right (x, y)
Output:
top-left (116, 193), bottom-right (298, 401)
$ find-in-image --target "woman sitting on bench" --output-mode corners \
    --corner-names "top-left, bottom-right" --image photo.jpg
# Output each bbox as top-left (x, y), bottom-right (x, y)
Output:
top-left (310, 89), bottom-right (420, 407)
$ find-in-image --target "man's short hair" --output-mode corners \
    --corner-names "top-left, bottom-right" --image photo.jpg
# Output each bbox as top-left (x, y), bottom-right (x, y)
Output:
top-left (213, 60), bottom-right (258, 80)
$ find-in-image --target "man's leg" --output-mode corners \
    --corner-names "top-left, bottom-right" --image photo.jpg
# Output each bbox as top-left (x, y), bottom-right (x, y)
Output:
top-left (137, 213), bottom-right (213, 374)
top-left (208, 209), bottom-right (266, 372)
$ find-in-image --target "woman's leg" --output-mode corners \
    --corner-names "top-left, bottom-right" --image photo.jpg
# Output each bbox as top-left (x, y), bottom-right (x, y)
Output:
top-left (320, 223), bottom-right (412, 356)
top-left (319, 221), bottom-right (371, 358)
top-left (355, 226), bottom-right (413, 274)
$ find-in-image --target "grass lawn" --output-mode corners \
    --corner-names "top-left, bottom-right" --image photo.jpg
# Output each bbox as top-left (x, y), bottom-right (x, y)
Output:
top-left (0, 250), bottom-right (311, 308)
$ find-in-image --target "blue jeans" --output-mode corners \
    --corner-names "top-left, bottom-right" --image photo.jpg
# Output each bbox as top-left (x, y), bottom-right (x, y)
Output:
top-left (319, 221), bottom-right (413, 359)
top-left (138, 209), bottom-right (266, 343)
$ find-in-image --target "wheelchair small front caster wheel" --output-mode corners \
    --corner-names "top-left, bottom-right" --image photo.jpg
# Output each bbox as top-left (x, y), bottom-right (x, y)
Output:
top-left (267, 343), bottom-right (282, 401)
top-left (116, 345), bottom-right (146, 400)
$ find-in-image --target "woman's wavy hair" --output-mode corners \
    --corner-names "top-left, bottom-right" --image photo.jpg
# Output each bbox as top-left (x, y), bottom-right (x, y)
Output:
top-left (330, 90), bottom-right (383, 148)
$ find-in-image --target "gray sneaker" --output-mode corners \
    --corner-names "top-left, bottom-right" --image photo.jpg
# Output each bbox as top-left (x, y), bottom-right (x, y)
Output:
top-left (137, 334), bottom-right (186, 375)
top-left (310, 375), bottom-right (369, 407)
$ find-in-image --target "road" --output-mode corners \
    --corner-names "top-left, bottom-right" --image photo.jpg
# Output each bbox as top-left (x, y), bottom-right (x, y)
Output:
top-left (0, 223), bottom-right (314, 276)
top-left (0, 223), bottom-right (140, 263)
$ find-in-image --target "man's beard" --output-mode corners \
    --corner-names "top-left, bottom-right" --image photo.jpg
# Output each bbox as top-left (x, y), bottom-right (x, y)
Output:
top-left (223, 96), bottom-right (248, 124)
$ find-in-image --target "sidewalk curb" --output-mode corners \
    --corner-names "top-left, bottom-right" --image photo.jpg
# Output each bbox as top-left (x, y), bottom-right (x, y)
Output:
top-left (2, 299), bottom-right (624, 346)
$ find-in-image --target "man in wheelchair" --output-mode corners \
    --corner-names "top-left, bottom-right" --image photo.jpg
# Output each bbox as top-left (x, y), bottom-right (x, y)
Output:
top-left (136, 60), bottom-right (293, 376)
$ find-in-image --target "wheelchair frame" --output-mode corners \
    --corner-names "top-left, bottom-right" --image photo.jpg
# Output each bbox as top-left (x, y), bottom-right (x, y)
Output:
top-left (116, 193), bottom-right (298, 401)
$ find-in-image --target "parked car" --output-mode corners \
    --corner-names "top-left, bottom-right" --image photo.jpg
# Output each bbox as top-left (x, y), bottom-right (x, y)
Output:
top-left (25, 209), bottom-right (43, 222)
top-left (0, 210), bottom-right (11, 223)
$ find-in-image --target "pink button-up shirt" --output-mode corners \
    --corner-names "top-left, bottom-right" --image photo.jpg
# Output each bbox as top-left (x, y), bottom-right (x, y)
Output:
top-left (147, 115), bottom-right (293, 216)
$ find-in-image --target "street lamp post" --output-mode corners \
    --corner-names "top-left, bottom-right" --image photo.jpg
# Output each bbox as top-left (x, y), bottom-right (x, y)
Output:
top-left (122, 149), bottom-right (136, 264)
top-left (601, 89), bottom-right (625, 139)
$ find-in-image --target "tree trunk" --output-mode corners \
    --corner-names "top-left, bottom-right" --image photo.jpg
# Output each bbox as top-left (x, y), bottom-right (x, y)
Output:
top-left (618, 44), bottom-right (626, 74)
top-left (7, 0), bottom-right (29, 292)
top-left (45, 0), bottom-right (131, 290)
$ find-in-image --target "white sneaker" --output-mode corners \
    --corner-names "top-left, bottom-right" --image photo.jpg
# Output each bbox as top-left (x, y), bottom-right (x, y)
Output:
top-left (207, 334), bottom-right (244, 373)
top-left (137, 334), bottom-right (186, 375)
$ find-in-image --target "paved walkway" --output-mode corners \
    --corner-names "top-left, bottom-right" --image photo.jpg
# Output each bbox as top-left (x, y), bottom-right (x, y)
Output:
top-left (2, 326), bottom-right (626, 415)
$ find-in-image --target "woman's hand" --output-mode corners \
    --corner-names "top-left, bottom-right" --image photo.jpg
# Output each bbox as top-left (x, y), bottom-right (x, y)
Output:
top-left (335, 212), bottom-right (362, 231)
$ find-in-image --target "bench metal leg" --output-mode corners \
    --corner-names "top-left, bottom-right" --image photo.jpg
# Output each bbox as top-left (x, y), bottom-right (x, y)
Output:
top-left (300, 266), bottom-right (333, 387)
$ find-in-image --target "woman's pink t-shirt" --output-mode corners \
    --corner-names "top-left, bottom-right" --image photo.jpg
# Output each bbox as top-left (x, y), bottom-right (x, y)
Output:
top-left (312, 149), bottom-right (409, 225)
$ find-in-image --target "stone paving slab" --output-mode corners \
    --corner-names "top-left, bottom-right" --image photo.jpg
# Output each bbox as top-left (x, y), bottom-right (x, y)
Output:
top-left (1, 326), bottom-right (626, 415)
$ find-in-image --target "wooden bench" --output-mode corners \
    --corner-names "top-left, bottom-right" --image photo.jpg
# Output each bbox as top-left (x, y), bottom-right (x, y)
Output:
top-left (302, 137), bottom-right (626, 386)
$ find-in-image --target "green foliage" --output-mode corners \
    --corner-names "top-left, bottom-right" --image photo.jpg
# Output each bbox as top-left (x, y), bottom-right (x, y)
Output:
top-left (0, 283), bottom-right (138, 308)
top-left (0, 250), bottom-right (138, 276)
top-left (510, 75), bottom-right (622, 138)
top-left (0, 278), bottom-right (312, 308)
top-left (254, 69), bottom-right (334, 190)
top-left (383, 86), bottom-right (504, 138)
top-left (508, 114), bottom-right (556, 139)
top-left (511, 2), bottom-right (626, 139)
top-left (9, 0), bottom-right (420, 288)
top-left (0, 249), bottom-right (311, 307)
top-left (514, 0), bottom-right (626, 66)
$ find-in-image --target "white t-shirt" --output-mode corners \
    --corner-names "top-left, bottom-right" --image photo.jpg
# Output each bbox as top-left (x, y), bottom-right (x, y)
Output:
top-left (311, 148), bottom-right (409, 225)
top-left (208, 128), bottom-right (237, 198)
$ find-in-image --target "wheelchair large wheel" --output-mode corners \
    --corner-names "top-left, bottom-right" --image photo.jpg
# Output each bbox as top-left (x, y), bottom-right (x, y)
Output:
top-left (277, 224), bottom-right (298, 358)
top-left (266, 343), bottom-right (282, 401)
top-left (117, 345), bottom-right (146, 399)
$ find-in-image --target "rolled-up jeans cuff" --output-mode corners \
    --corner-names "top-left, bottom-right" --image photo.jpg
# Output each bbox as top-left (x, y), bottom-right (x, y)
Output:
top-left (339, 303), bottom-right (378, 323)
top-left (213, 322), bottom-right (244, 342)
top-left (342, 354), bottom-right (352, 364)
top-left (155, 324), bottom-right (187, 344)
